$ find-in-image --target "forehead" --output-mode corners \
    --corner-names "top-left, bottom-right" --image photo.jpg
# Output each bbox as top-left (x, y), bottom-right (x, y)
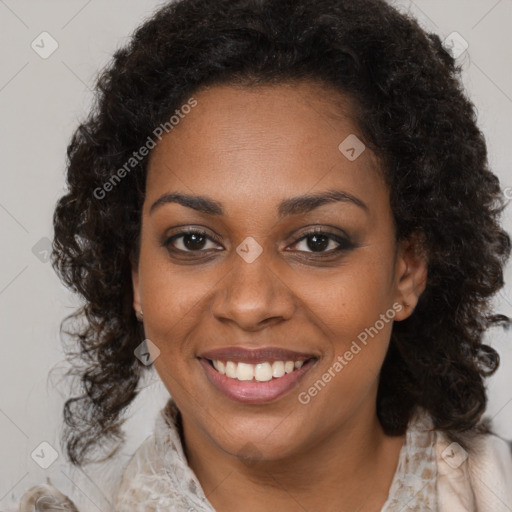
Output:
top-left (145, 81), bottom-right (386, 216)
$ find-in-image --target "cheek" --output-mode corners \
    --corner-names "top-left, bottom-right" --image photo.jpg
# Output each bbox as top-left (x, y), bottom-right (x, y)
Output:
top-left (296, 267), bottom-right (396, 418)
top-left (298, 254), bottom-right (396, 340)
top-left (137, 252), bottom-right (215, 368)
top-left (293, 250), bottom-right (397, 394)
top-left (142, 263), bottom-right (211, 399)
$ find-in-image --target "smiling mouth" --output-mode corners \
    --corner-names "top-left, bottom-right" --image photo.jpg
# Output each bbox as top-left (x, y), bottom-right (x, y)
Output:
top-left (204, 357), bottom-right (317, 382)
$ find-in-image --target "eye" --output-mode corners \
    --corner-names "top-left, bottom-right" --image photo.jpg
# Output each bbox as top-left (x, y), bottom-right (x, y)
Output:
top-left (288, 229), bottom-right (353, 255)
top-left (164, 228), bottom-right (222, 253)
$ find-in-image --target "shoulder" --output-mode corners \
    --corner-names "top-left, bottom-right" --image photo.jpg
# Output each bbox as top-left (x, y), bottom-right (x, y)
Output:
top-left (114, 429), bottom-right (170, 510)
top-left (114, 398), bottom-right (200, 511)
top-left (467, 433), bottom-right (512, 510)
top-left (434, 427), bottom-right (512, 512)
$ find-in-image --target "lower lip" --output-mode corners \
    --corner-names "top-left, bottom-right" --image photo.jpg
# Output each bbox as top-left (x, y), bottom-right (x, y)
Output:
top-left (199, 358), bottom-right (317, 404)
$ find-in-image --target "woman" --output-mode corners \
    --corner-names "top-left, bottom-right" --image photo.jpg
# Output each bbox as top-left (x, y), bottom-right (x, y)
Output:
top-left (17, 0), bottom-right (512, 510)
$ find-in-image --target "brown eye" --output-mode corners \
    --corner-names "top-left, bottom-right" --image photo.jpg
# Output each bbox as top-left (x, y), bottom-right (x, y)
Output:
top-left (181, 232), bottom-right (207, 250)
top-left (289, 229), bottom-right (353, 254)
top-left (164, 229), bottom-right (222, 253)
top-left (303, 233), bottom-right (331, 252)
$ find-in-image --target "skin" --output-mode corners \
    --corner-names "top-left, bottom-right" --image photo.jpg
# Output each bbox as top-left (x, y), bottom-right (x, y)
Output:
top-left (131, 81), bottom-right (428, 512)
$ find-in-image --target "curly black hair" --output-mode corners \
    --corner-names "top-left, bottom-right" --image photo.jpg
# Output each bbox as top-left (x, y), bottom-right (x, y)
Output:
top-left (51, 0), bottom-right (511, 466)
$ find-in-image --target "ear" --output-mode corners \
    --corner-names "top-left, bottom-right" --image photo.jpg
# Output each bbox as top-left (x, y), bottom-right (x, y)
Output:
top-left (131, 254), bottom-right (143, 318)
top-left (393, 233), bottom-right (428, 322)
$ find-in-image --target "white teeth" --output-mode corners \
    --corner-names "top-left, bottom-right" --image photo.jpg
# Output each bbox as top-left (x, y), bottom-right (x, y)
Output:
top-left (284, 361), bottom-right (295, 373)
top-left (210, 359), bottom-right (309, 381)
top-left (254, 362), bottom-right (273, 381)
top-left (272, 361), bottom-right (285, 378)
top-left (212, 360), bottom-right (226, 374)
top-left (237, 362), bottom-right (254, 381)
top-left (225, 361), bottom-right (237, 378)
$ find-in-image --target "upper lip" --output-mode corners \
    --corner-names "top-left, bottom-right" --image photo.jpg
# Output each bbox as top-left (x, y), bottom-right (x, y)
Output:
top-left (199, 346), bottom-right (318, 364)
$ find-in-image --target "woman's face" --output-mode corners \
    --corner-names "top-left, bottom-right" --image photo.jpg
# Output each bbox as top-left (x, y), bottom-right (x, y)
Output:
top-left (132, 81), bottom-right (426, 461)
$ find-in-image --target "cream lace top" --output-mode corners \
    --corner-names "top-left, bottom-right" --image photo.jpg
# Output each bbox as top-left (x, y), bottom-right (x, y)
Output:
top-left (15, 398), bottom-right (512, 511)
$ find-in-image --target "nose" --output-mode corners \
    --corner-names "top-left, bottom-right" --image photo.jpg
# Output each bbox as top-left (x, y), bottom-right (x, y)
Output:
top-left (210, 244), bottom-right (296, 331)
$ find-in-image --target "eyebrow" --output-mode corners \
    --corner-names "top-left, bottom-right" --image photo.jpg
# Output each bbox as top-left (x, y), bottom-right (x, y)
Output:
top-left (149, 189), bottom-right (369, 218)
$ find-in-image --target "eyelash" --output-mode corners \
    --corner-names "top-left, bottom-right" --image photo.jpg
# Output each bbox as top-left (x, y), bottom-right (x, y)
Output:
top-left (162, 227), bottom-right (355, 258)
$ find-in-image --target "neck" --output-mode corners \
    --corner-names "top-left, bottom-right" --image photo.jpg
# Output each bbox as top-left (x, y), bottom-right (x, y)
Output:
top-left (181, 403), bottom-right (406, 512)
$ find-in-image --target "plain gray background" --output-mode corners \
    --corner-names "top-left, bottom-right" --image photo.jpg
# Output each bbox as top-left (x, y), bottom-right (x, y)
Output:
top-left (1, 1), bottom-right (511, 510)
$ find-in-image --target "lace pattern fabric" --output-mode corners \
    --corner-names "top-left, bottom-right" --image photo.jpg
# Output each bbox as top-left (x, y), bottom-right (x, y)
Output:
top-left (14, 397), bottom-right (512, 512)
top-left (381, 410), bottom-right (438, 511)
top-left (115, 400), bottom-right (215, 512)
top-left (21, 398), bottom-right (512, 511)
